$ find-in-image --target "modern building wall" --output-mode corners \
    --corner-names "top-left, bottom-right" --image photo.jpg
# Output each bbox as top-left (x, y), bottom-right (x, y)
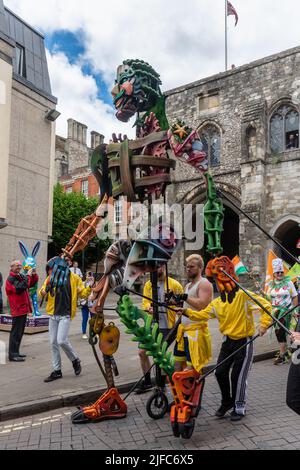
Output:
top-left (0, 2), bottom-right (57, 303)
top-left (0, 34), bottom-right (13, 228)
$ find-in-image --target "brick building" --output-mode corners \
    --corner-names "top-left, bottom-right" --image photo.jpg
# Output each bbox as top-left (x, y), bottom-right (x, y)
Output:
top-left (165, 46), bottom-right (300, 282)
top-left (55, 118), bottom-right (104, 198)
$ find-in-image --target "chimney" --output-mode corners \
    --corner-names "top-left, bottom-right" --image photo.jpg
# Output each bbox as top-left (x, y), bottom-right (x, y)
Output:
top-left (67, 118), bottom-right (88, 145)
top-left (91, 131), bottom-right (105, 149)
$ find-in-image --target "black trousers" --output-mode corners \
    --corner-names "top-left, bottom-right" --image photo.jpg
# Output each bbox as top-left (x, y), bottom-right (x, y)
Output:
top-left (215, 336), bottom-right (254, 413)
top-left (286, 354), bottom-right (300, 415)
top-left (9, 315), bottom-right (27, 358)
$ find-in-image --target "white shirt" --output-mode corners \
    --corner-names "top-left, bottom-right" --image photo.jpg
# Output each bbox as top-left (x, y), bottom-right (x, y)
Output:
top-left (70, 267), bottom-right (83, 278)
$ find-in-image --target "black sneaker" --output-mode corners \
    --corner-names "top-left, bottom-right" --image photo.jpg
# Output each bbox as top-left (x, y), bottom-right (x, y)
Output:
top-left (230, 410), bottom-right (245, 421)
top-left (72, 358), bottom-right (82, 376)
top-left (215, 402), bottom-right (234, 417)
top-left (135, 380), bottom-right (153, 394)
top-left (44, 370), bottom-right (62, 383)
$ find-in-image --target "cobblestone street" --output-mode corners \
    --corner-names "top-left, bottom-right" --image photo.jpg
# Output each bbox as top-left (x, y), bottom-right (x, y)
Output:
top-left (0, 359), bottom-right (299, 450)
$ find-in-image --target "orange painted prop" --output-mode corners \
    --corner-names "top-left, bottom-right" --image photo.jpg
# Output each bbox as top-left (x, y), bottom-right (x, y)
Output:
top-left (169, 369), bottom-right (204, 438)
top-left (78, 388), bottom-right (127, 422)
top-left (206, 256), bottom-right (239, 302)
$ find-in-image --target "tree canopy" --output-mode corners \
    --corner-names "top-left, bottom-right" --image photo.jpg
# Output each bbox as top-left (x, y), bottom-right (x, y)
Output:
top-left (51, 184), bottom-right (109, 269)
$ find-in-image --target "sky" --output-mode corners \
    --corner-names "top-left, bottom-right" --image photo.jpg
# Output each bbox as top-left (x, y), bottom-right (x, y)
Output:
top-left (5, 0), bottom-right (300, 142)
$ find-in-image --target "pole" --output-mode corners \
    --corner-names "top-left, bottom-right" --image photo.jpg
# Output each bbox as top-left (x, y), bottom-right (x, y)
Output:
top-left (221, 269), bottom-right (293, 335)
top-left (225, 0), bottom-right (228, 71)
top-left (82, 249), bottom-right (85, 276)
top-left (198, 302), bottom-right (300, 384)
top-left (218, 189), bottom-right (300, 266)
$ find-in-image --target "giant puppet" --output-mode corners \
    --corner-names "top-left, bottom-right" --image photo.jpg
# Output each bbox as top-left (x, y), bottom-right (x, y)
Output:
top-left (45, 59), bottom-right (225, 439)
top-left (48, 59), bottom-right (300, 439)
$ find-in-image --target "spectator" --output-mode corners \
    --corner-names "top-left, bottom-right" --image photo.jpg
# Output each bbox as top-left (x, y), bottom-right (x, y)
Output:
top-left (266, 258), bottom-right (298, 365)
top-left (70, 261), bottom-right (83, 279)
top-left (80, 272), bottom-right (95, 340)
top-left (39, 257), bottom-right (91, 382)
top-left (287, 134), bottom-right (298, 150)
top-left (6, 260), bottom-right (38, 362)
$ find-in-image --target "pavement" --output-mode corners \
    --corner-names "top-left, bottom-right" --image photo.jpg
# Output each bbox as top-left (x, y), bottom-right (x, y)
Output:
top-left (0, 292), bottom-right (279, 422)
top-left (0, 359), bottom-right (298, 450)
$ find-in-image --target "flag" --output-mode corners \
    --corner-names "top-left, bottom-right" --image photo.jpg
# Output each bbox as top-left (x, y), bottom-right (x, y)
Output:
top-left (287, 263), bottom-right (300, 281)
top-left (227, 1), bottom-right (239, 26)
top-left (264, 250), bottom-right (290, 291)
top-left (232, 256), bottom-right (249, 276)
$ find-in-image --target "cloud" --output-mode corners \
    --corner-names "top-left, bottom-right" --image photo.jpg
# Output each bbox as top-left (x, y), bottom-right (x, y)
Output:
top-left (5, 0), bottom-right (300, 137)
top-left (47, 51), bottom-right (134, 140)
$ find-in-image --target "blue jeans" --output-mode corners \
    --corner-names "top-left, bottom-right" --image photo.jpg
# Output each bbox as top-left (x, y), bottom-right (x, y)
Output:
top-left (81, 305), bottom-right (90, 334)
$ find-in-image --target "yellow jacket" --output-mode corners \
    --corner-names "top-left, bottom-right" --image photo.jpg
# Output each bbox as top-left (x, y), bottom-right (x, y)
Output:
top-left (176, 321), bottom-right (212, 372)
top-left (39, 273), bottom-right (91, 320)
top-left (185, 289), bottom-right (273, 340)
top-left (142, 277), bottom-right (184, 329)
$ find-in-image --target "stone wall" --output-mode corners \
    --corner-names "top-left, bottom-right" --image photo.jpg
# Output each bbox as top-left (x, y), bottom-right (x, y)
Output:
top-left (165, 46), bottom-right (300, 282)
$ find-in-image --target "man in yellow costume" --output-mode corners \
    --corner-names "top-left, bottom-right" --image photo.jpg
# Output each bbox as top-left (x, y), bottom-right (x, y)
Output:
top-left (178, 257), bottom-right (272, 421)
top-left (136, 265), bottom-right (184, 393)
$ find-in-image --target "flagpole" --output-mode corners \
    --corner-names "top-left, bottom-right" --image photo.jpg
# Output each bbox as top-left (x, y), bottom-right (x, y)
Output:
top-left (225, 0), bottom-right (228, 71)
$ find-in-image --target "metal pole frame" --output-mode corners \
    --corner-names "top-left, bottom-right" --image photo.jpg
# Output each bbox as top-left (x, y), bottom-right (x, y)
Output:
top-left (221, 268), bottom-right (293, 335)
top-left (218, 189), bottom-right (300, 266)
top-left (198, 301), bottom-right (300, 384)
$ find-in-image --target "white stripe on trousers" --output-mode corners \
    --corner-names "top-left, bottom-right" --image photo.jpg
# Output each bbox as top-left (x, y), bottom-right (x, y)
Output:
top-left (235, 337), bottom-right (254, 415)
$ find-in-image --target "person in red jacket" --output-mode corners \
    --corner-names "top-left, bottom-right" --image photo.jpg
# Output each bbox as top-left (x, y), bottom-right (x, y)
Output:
top-left (6, 260), bottom-right (38, 362)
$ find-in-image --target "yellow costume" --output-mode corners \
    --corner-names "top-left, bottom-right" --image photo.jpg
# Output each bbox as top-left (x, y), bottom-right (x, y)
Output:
top-left (142, 277), bottom-right (184, 328)
top-left (39, 273), bottom-right (91, 320)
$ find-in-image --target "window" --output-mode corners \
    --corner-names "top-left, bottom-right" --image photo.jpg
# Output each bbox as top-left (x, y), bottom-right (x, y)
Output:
top-left (65, 187), bottom-right (73, 194)
top-left (199, 124), bottom-right (221, 167)
top-left (60, 156), bottom-right (68, 176)
top-left (270, 105), bottom-right (299, 153)
top-left (246, 126), bottom-right (257, 160)
top-left (199, 93), bottom-right (219, 112)
top-left (81, 180), bottom-right (89, 197)
top-left (15, 44), bottom-right (26, 78)
top-left (114, 200), bottom-right (122, 225)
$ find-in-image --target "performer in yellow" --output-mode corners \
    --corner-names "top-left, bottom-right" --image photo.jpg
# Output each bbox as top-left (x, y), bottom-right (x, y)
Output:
top-left (178, 258), bottom-right (272, 421)
top-left (173, 255), bottom-right (213, 374)
top-left (136, 265), bottom-right (184, 393)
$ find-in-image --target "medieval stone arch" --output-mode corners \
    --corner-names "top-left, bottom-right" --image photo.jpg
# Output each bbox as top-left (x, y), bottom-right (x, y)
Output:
top-left (269, 215), bottom-right (300, 264)
top-left (179, 181), bottom-right (241, 262)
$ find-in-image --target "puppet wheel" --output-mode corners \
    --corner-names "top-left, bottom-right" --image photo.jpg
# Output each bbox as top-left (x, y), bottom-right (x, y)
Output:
top-left (146, 390), bottom-right (168, 420)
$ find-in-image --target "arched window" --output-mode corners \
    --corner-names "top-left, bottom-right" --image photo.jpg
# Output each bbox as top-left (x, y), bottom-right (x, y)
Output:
top-left (199, 124), bottom-right (221, 167)
top-left (270, 105), bottom-right (299, 153)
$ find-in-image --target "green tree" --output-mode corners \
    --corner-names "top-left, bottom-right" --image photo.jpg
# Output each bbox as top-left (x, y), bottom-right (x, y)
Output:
top-left (52, 184), bottom-right (110, 268)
